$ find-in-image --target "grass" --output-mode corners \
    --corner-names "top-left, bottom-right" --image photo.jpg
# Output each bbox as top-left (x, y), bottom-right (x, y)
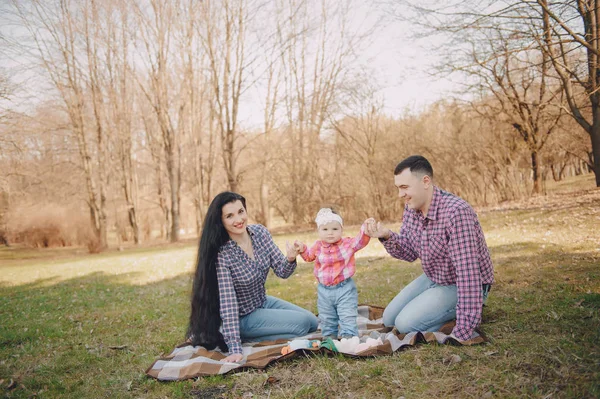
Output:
top-left (1, 179), bottom-right (599, 398)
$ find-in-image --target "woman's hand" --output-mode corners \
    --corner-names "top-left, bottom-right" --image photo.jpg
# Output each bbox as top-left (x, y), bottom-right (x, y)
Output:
top-left (222, 353), bottom-right (243, 363)
top-left (286, 241), bottom-right (298, 261)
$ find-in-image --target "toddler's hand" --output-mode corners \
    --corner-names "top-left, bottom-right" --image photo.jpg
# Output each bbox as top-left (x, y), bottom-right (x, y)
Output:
top-left (293, 240), bottom-right (306, 253)
top-left (365, 218), bottom-right (391, 239)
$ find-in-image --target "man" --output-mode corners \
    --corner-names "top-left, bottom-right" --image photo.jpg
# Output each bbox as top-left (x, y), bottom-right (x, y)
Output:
top-left (365, 155), bottom-right (494, 341)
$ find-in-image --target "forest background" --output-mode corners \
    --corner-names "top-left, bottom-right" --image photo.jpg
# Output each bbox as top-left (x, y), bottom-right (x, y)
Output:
top-left (0, 0), bottom-right (597, 252)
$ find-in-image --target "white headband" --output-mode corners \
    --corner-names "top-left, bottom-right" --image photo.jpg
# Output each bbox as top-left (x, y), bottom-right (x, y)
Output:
top-left (315, 208), bottom-right (343, 228)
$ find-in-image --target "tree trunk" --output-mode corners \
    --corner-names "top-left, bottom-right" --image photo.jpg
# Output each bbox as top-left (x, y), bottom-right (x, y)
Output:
top-left (531, 150), bottom-right (541, 194)
top-left (591, 109), bottom-right (600, 186)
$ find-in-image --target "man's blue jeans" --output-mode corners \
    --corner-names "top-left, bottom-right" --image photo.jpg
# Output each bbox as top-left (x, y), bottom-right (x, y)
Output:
top-left (239, 296), bottom-right (318, 342)
top-left (382, 273), bottom-right (489, 334)
top-left (317, 278), bottom-right (359, 338)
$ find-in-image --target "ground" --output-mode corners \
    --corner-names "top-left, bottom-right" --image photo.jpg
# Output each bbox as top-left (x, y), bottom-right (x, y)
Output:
top-left (1, 175), bottom-right (599, 398)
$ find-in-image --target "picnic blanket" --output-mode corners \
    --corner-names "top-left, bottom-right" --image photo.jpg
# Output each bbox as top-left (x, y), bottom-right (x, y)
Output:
top-left (146, 305), bottom-right (486, 381)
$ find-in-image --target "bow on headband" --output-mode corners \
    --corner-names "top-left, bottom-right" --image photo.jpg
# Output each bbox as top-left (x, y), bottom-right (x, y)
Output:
top-left (315, 208), bottom-right (343, 228)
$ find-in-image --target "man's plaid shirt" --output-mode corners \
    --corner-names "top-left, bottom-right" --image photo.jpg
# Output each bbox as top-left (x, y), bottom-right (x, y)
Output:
top-left (300, 223), bottom-right (370, 286)
top-left (217, 224), bottom-right (296, 354)
top-left (381, 186), bottom-right (494, 341)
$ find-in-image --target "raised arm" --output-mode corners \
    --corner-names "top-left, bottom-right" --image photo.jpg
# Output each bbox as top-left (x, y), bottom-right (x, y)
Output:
top-left (350, 222), bottom-right (371, 252)
top-left (260, 225), bottom-right (297, 278)
top-left (299, 241), bottom-right (319, 263)
top-left (366, 213), bottom-right (418, 262)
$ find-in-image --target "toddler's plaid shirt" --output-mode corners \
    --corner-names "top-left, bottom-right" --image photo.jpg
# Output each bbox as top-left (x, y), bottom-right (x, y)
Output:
top-left (300, 223), bottom-right (370, 286)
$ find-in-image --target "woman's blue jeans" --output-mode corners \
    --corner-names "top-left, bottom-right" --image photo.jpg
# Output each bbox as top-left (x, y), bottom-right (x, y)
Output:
top-left (382, 273), bottom-right (489, 333)
top-left (239, 296), bottom-right (318, 342)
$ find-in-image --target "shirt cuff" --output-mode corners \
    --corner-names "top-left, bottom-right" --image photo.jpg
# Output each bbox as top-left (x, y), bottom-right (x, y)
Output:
top-left (379, 231), bottom-right (398, 245)
top-left (451, 326), bottom-right (472, 342)
top-left (229, 341), bottom-right (243, 355)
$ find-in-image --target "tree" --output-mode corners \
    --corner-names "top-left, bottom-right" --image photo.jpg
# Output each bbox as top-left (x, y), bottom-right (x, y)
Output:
top-left (14, 0), bottom-right (110, 250)
top-left (133, 0), bottom-right (184, 242)
top-left (199, 0), bottom-right (256, 193)
top-left (276, 0), bottom-right (368, 223)
top-left (466, 28), bottom-right (563, 194)
top-left (103, 0), bottom-right (141, 243)
top-left (536, 0), bottom-right (600, 186)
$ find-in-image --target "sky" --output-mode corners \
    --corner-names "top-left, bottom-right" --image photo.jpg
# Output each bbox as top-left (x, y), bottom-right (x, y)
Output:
top-left (235, 1), bottom-right (456, 129)
top-left (0, 1), bottom-right (457, 127)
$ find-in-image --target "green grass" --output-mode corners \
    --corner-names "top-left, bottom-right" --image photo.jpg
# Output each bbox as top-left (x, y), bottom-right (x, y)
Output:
top-left (1, 184), bottom-right (599, 398)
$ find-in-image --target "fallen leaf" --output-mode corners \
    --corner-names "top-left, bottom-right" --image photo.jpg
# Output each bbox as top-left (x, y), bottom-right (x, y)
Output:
top-left (7, 379), bottom-right (16, 389)
top-left (109, 345), bottom-right (128, 350)
top-left (484, 351), bottom-right (498, 356)
top-left (573, 299), bottom-right (585, 308)
top-left (443, 354), bottom-right (462, 365)
top-left (264, 376), bottom-right (279, 386)
top-left (482, 390), bottom-right (493, 398)
top-left (126, 380), bottom-right (132, 391)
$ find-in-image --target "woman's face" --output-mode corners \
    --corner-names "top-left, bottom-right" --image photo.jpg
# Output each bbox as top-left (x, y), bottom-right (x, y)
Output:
top-left (221, 200), bottom-right (248, 237)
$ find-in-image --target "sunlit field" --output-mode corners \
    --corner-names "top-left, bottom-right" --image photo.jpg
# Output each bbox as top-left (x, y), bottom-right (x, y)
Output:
top-left (1, 176), bottom-right (599, 398)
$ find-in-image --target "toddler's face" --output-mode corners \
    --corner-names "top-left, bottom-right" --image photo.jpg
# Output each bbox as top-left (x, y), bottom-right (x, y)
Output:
top-left (318, 221), bottom-right (343, 244)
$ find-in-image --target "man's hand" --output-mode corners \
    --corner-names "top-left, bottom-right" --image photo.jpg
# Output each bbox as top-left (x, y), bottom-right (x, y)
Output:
top-left (222, 353), bottom-right (243, 363)
top-left (365, 218), bottom-right (391, 239)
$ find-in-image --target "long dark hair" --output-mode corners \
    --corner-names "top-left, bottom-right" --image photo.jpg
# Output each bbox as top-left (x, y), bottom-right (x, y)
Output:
top-left (186, 191), bottom-right (247, 350)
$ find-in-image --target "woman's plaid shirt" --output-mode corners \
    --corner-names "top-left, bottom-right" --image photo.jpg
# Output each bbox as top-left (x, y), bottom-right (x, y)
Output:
top-left (216, 224), bottom-right (296, 354)
top-left (381, 186), bottom-right (494, 341)
top-left (300, 223), bottom-right (370, 286)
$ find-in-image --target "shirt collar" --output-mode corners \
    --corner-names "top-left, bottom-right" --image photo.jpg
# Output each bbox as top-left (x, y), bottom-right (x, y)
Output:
top-left (221, 226), bottom-right (254, 250)
top-left (425, 186), bottom-right (442, 221)
top-left (321, 239), bottom-right (341, 248)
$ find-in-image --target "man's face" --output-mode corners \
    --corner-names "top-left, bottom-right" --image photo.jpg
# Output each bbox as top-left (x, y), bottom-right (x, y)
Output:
top-left (318, 221), bottom-right (343, 244)
top-left (394, 169), bottom-right (431, 213)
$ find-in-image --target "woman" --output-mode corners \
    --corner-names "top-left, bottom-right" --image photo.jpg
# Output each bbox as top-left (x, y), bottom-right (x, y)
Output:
top-left (187, 191), bottom-right (319, 363)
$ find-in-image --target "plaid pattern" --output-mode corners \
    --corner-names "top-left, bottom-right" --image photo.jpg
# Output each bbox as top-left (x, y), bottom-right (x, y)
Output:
top-left (381, 186), bottom-right (494, 341)
top-left (146, 305), bottom-right (487, 381)
top-left (300, 223), bottom-right (370, 286)
top-left (217, 224), bottom-right (297, 354)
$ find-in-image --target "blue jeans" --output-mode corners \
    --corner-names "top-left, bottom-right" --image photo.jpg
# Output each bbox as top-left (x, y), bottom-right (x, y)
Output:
top-left (382, 273), bottom-right (490, 333)
top-left (239, 296), bottom-right (318, 342)
top-left (317, 278), bottom-right (359, 338)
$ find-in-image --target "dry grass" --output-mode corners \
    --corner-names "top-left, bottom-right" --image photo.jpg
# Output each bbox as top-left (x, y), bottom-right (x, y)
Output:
top-left (1, 179), bottom-right (599, 398)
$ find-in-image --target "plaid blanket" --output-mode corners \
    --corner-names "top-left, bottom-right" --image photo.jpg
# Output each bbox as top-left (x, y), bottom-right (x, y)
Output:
top-left (146, 305), bottom-right (486, 381)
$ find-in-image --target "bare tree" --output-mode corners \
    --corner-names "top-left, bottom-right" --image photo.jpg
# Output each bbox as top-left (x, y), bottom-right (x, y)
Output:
top-left (199, 0), bottom-right (255, 193)
top-left (133, 0), bottom-right (184, 242)
top-left (104, 0), bottom-right (141, 243)
top-left (180, 0), bottom-right (217, 235)
top-left (535, 0), bottom-right (600, 186)
top-left (464, 28), bottom-right (562, 194)
top-left (276, 0), bottom-right (368, 223)
top-left (14, 0), bottom-right (110, 250)
top-left (331, 88), bottom-right (396, 220)
top-left (142, 112), bottom-right (171, 240)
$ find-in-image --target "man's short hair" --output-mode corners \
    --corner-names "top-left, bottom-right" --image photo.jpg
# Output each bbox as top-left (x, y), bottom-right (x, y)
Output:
top-left (394, 155), bottom-right (434, 178)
